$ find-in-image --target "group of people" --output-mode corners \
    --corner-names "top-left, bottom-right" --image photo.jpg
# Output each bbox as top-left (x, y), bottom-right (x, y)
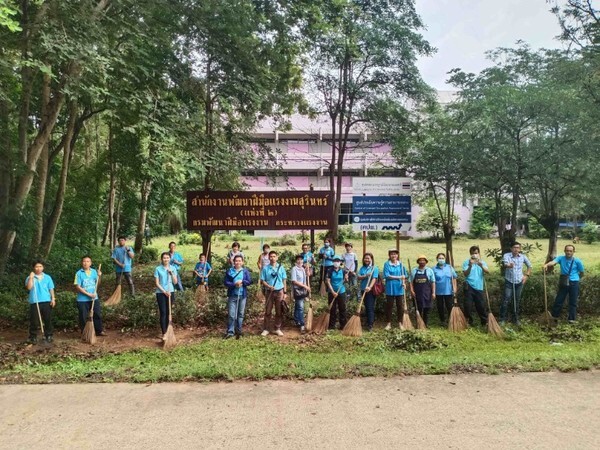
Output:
top-left (23, 237), bottom-right (585, 344)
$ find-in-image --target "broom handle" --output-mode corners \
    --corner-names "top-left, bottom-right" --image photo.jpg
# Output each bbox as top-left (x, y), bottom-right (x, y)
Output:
top-left (356, 268), bottom-right (375, 314)
top-left (483, 274), bottom-right (491, 311)
top-left (33, 278), bottom-right (45, 335)
top-left (328, 285), bottom-right (343, 311)
top-left (543, 268), bottom-right (549, 325)
top-left (168, 292), bottom-right (172, 322)
top-left (90, 264), bottom-right (102, 318)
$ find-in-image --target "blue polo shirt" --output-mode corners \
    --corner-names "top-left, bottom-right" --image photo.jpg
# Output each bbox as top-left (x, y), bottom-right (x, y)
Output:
top-left (260, 264), bottom-right (287, 290)
top-left (553, 255), bottom-right (584, 282)
top-left (383, 261), bottom-right (407, 296)
top-left (301, 251), bottom-right (315, 266)
top-left (462, 259), bottom-right (488, 291)
top-left (410, 267), bottom-right (435, 283)
top-left (25, 274), bottom-right (54, 304)
top-left (327, 267), bottom-right (346, 294)
top-left (194, 262), bottom-right (212, 282)
top-left (227, 267), bottom-right (246, 296)
top-left (319, 246), bottom-right (335, 267)
top-left (112, 245), bottom-right (134, 273)
top-left (433, 264), bottom-right (457, 295)
top-left (74, 268), bottom-right (99, 302)
top-left (358, 265), bottom-right (379, 291)
top-left (154, 265), bottom-right (175, 294)
top-left (169, 251), bottom-right (184, 272)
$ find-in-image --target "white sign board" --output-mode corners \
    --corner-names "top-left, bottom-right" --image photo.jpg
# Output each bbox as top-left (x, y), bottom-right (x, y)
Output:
top-left (352, 177), bottom-right (412, 195)
top-left (351, 222), bottom-right (411, 232)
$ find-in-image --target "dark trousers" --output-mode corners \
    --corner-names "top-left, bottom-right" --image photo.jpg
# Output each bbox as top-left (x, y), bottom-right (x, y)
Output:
top-left (116, 271), bottom-right (135, 296)
top-left (29, 302), bottom-right (53, 338)
top-left (363, 291), bottom-right (376, 328)
top-left (417, 304), bottom-right (432, 326)
top-left (552, 282), bottom-right (580, 321)
top-left (385, 295), bottom-right (404, 323)
top-left (464, 285), bottom-right (487, 326)
top-left (156, 292), bottom-right (175, 334)
top-left (436, 295), bottom-right (454, 324)
top-left (264, 289), bottom-right (283, 331)
top-left (77, 300), bottom-right (103, 333)
top-left (328, 291), bottom-right (347, 329)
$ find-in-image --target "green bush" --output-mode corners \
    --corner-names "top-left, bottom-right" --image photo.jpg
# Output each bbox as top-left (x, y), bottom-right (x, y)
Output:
top-left (385, 329), bottom-right (446, 352)
top-left (270, 234), bottom-right (296, 246)
top-left (177, 231), bottom-right (202, 245)
top-left (581, 222), bottom-right (599, 244)
top-left (527, 217), bottom-right (549, 239)
top-left (137, 247), bottom-right (159, 264)
top-left (0, 291), bottom-right (28, 327)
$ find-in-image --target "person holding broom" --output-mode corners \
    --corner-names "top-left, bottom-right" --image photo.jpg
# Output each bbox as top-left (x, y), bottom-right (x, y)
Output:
top-left (25, 260), bottom-right (56, 344)
top-left (383, 249), bottom-right (408, 330)
top-left (291, 254), bottom-right (311, 333)
top-left (74, 256), bottom-right (105, 336)
top-left (112, 236), bottom-right (135, 296)
top-left (300, 243), bottom-right (316, 278)
top-left (318, 238), bottom-right (335, 286)
top-left (168, 241), bottom-right (185, 291)
top-left (224, 254), bottom-right (252, 339)
top-left (410, 255), bottom-right (436, 327)
top-left (155, 252), bottom-right (178, 341)
top-left (462, 245), bottom-right (489, 327)
top-left (543, 244), bottom-right (585, 324)
top-left (260, 250), bottom-right (287, 337)
top-left (501, 242), bottom-right (532, 326)
top-left (193, 253), bottom-right (213, 290)
top-left (325, 255), bottom-right (349, 330)
top-left (357, 253), bottom-right (378, 332)
top-left (433, 252), bottom-right (458, 326)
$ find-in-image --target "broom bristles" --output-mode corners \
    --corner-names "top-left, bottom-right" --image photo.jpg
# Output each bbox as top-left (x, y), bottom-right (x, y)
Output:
top-left (487, 312), bottom-right (505, 338)
top-left (401, 311), bottom-right (414, 330)
top-left (104, 284), bottom-right (122, 306)
top-left (163, 323), bottom-right (176, 350)
top-left (415, 310), bottom-right (427, 330)
top-left (341, 314), bottom-right (362, 337)
top-left (81, 319), bottom-right (96, 344)
top-left (537, 310), bottom-right (554, 327)
top-left (319, 281), bottom-right (326, 296)
top-left (312, 312), bottom-right (330, 334)
top-left (449, 305), bottom-right (467, 332)
top-left (195, 285), bottom-right (207, 304)
top-left (305, 303), bottom-right (313, 331)
top-left (256, 288), bottom-right (265, 302)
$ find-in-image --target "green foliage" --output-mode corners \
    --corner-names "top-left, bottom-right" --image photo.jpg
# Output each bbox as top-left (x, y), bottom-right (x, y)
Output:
top-left (416, 199), bottom-right (459, 237)
top-left (581, 222), bottom-right (599, 244)
top-left (484, 242), bottom-right (542, 270)
top-left (470, 205), bottom-right (494, 239)
top-left (527, 217), bottom-right (550, 239)
top-left (270, 234), bottom-right (297, 247)
top-left (137, 247), bottom-right (159, 265)
top-left (177, 232), bottom-right (202, 246)
top-left (384, 330), bottom-right (447, 352)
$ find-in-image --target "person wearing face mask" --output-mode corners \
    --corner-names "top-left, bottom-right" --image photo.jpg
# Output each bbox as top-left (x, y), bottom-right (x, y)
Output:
top-left (318, 238), bottom-right (335, 286)
top-left (409, 255), bottom-right (436, 327)
top-left (462, 245), bottom-right (489, 327)
top-left (433, 253), bottom-right (457, 326)
top-left (357, 253), bottom-right (378, 331)
top-left (383, 249), bottom-right (408, 330)
top-left (325, 255), bottom-right (348, 330)
top-left (291, 254), bottom-right (311, 333)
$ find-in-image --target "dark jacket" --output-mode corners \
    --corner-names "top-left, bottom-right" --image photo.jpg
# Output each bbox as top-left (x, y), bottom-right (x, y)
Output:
top-left (224, 267), bottom-right (253, 297)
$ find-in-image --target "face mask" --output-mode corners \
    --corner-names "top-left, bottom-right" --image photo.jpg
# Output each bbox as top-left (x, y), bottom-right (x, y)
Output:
top-left (438, 259), bottom-right (445, 265)
top-left (325, 243), bottom-right (330, 247)
top-left (471, 254), bottom-right (479, 260)
top-left (333, 262), bottom-right (340, 268)
top-left (296, 261), bottom-right (303, 267)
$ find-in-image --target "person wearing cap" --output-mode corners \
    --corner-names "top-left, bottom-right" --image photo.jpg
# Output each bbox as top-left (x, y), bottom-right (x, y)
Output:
top-left (343, 242), bottom-right (359, 302)
top-left (383, 248), bottom-right (408, 330)
top-left (433, 252), bottom-right (458, 326)
top-left (409, 255), bottom-right (436, 327)
top-left (325, 254), bottom-right (348, 330)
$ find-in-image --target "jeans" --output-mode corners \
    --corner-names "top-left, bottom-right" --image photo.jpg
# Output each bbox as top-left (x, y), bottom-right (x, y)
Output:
top-left (293, 296), bottom-right (305, 327)
top-left (156, 292), bottom-right (175, 334)
top-left (348, 273), bottom-right (360, 301)
top-left (227, 295), bottom-right (247, 335)
top-left (29, 302), bottom-right (53, 338)
top-left (464, 285), bottom-right (487, 326)
top-left (116, 271), bottom-right (135, 296)
top-left (501, 280), bottom-right (523, 324)
top-left (552, 281), bottom-right (580, 321)
top-left (436, 295), bottom-right (454, 324)
top-left (363, 291), bottom-right (376, 329)
top-left (77, 300), bottom-right (103, 333)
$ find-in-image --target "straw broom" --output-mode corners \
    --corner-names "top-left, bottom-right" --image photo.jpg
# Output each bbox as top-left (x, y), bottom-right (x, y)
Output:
top-left (82, 264), bottom-right (101, 345)
top-left (484, 275), bottom-right (504, 338)
top-left (305, 264), bottom-right (313, 332)
top-left (312, 285), bottom-right (342, 334)
top-left (448, 296), bottom-right (467, 332)
top-left (342, 268), bottom-right (375, 337)
top-left (407, 259), bottom-right (427, 330)
top-left (163, 292), bottom-right (177, 350)
top-left (32, 278), bottom-right (45, 338)
top-left (538, 268), bottom-right (553, 326)
top-left (104, 284), bottom-right (122, 306)
top-left (195, 240), bottom-right (212, 304)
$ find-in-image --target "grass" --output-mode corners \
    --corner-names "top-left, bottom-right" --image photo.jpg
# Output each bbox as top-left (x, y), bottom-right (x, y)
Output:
top-left (2, 321), bottom-right (599, 383)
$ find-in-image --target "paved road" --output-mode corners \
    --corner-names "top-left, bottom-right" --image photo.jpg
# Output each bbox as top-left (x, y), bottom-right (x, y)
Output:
top-left (1, 371), bottom-right (599, 449)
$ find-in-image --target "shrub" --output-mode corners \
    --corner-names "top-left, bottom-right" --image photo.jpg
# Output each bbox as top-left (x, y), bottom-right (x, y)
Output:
top-left (137, 247), bottom-right (159, 264)
top-left (527, 217), bottom-right (549, 239)
top-left (581, 222), bottom-right (599, 244)
top-left (177, 231), bottom-right (202, 246)
top-left (270, 234), bottom-right (297, 246)
top-left (385, 329), bottom-right (446, 352)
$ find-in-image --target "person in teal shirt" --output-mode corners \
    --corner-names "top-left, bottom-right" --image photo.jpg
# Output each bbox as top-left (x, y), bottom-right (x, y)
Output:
top-left (433, 252), bottom-right (458, 325)
top-left (74, 256), bottom-right (104, 336)
top-left (462, 245), bottom-right (489, 326)
top-left (193, 253), bottom-right (213, 289)
top-left (111, 236), bottom-right (135, 296)
top-left (25, 260), bottom-right (56, 344)
top-left (168, 241), bottom-right (184, 291)
top-left (155, 252), bottom-right (178, 340)
top-left (357, 252), bottom-right (378, 331)
top-left (318, 238), bottom-right (335, 286)
top-left (383, 249), bottom-right (407, 330)
top-left (260, 251), bottom-right (288, 336)
top-left (544, 244), bottom-right (585, 323)
top-left (325, 255), bottom-right (348, 330)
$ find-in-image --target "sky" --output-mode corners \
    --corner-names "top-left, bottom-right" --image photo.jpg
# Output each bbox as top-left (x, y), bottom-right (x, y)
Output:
top-left (415, 0), bottom-right (566, 90)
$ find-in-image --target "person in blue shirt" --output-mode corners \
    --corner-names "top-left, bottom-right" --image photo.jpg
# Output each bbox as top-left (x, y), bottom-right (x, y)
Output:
top-left (260, 251), bottom-right (288, 336)
top-left (25, 260), bottom-right (56, 344)
top-left (291, 254), bottom-right (311, 333)
top-left (168, 241), bottom-right (184, 291)
top-left (74, 256), bottom-right (104, 336)
top-left (383, 248), bottom-right (407, 330)
top-left (544, 244), bottom-right (585, 323)
top-left (155, 252), bottom-right (178, 340)
top-left (462, 245), bottom-right (489, 327)
top-left (193, 253), bottom-right (213, 290)
top-left (357, 253), bottom-right (378, 331)
top-left (224, 255), bottom-right (253, 339)
top-left (501, 242), bottom-right (532, 325)
top-left (301, 242), bottom-right (316, 279)
top-left (433, 252), bottom-right (458, 326)
top-left (227, 242), bottom-right (245, 267)
top-left (318, 238), bottom-right (335, 286)
top-left (325, 255), bottom-right (348, 330)
top-left (409, 255), bottom-right (436, 327)
top-left (111, 236), bottom-right (135, 296)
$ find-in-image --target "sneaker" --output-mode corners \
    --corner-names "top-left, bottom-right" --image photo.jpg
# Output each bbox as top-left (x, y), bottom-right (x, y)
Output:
top-left (45, 336), bottom-right (53, 344)
top-left (261, 330), bottom-right (270, 337)
top-left (500, 321), bottom-right (506, 326)
top-left (161, 334), bottom-right (166, 341)
top-left (224, 334), bottom-right (234, 339)
top-left (384, 323), bottom-right (392, 331)
top-left (274, 329), bottom-right (284, 337)
top-left (367, 326), bottom-right (373, 332)
top-left (300, 326), bottom-right (306, 334)
top-left (27, 336), bottom-right (37, 345)
top-left (98, 331), bottom-right (107, 336)
top-left (568, 320), bottom-right (577, 324)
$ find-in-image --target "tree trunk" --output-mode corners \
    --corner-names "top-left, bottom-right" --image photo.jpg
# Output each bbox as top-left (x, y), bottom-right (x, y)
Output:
top-left (0, 97), bottom-right (11, 216)
top-left (104, 124), bottom-right (116, 248)
top-left (201, 230), bottom-right (214, 261)
top-left (134, 179), bottom-right (152, 254)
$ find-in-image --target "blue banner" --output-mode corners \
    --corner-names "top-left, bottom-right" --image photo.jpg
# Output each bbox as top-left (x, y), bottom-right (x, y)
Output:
top-left (352, 196), bottom-right (411, 214)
